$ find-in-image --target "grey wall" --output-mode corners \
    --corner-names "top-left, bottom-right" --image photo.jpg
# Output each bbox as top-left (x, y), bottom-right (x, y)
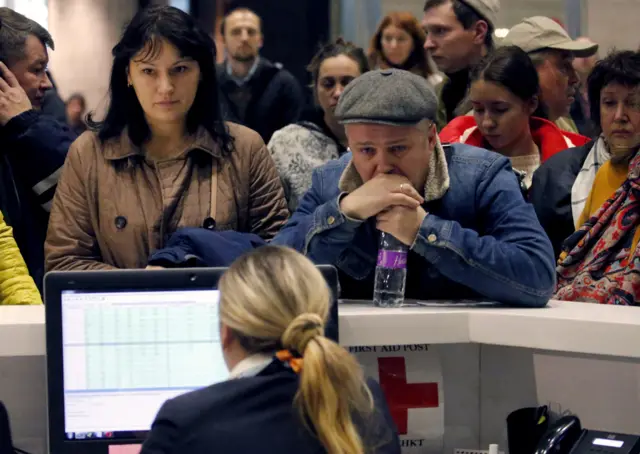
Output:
top-left (585, 0), bottom-right (640, 55)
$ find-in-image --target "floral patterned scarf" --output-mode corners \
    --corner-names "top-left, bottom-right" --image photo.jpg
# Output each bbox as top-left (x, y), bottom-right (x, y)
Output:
top-left (556, 152), bottom-right (640, 305)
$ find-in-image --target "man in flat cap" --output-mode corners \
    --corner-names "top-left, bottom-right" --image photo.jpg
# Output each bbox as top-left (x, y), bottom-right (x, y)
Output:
top-left (502, 16), bottom-right (599, 134)
top-left (273, 69), bottom-right (555, 307)
top-left (422, 0), bottom-right (499, 130)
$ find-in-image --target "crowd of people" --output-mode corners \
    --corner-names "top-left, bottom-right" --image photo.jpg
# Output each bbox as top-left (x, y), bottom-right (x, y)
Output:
top-left (0, 0), bottom-right (638, 451)
top-left (0, 0), bottom-right (637, 304)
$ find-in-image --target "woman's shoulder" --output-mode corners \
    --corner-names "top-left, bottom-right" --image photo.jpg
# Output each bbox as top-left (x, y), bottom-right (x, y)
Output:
top-left (65, 130), bottom-right (105, 167)
top-left (225, 121), bottom-right (265, 150)
top-left (268, 123), bottom-right (332, 151)
top-left (70, 130), bottom-right (101, 150)
top-left (531, 117), bottom-right (590, 145)
top-left (439, 115), bottom-right (479, 144)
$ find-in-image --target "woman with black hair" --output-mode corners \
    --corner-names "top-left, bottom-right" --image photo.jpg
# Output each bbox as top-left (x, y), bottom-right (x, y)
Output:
top-left (440, 45), bottom-right (590, 189)
top-left (45, 6), bottom-right (288, 271)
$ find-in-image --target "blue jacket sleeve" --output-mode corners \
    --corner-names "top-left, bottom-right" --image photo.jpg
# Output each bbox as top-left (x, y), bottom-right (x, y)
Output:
top-left (411, 157), bottom-right (555, 307)
top-left (2, 110), bottom-right (75, 212)
top-left (272, 168), bottom-right (363, 264)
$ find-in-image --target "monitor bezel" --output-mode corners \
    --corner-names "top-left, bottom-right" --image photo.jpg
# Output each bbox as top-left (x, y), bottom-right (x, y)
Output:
top-left (45, 266), bottom-right (339, 454)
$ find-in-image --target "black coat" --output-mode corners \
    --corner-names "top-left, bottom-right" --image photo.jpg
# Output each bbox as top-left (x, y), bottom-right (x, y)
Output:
top-left (530, 142), bottom-right (594, 258)
top-left (217, 58), bottom-right (305, 143)
top-left (0, 110), bottom-right (75, 290)
top-left (141, 361), bottom-right (401, 454)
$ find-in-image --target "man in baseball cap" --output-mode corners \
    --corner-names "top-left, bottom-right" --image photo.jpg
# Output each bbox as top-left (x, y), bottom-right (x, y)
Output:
top-left (422, 0), bottom-right (500, 130)
top-left (273, 69), bottom-right (554, 307)
top-left (502, 16), bottom-right (599, 133)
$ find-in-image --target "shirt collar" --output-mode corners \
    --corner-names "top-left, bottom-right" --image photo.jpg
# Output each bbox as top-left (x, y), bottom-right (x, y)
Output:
top-left (228, 352), bottom-right (273, 379)
top-left (226, 56), bottom-right (261, 86)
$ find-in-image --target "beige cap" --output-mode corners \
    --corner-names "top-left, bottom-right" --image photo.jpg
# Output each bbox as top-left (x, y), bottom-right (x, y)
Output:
top-left (502, 16), bottom-right (598, 57)
top-left (459, 0), bottom-right (500, 29)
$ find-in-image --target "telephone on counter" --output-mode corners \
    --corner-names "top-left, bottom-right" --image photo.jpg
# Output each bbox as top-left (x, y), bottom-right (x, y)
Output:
top-left (535, 415), bottom-right (640, 454)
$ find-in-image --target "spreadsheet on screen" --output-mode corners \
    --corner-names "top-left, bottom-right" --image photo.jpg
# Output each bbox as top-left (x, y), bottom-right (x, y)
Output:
top-left (60, 289), bottom-right (228, 435)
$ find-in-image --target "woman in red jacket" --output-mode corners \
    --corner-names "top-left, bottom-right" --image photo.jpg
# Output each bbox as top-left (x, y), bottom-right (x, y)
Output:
top-left (440, 46), bottom-right (590, 189)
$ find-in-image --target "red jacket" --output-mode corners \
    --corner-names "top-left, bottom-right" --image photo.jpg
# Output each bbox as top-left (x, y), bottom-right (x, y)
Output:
top-left (439, 116), bottom-right (591, 162)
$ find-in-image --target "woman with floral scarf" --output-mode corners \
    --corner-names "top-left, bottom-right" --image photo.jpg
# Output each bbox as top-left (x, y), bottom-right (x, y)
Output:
top-left (556, 51), bottom-right (640, 304)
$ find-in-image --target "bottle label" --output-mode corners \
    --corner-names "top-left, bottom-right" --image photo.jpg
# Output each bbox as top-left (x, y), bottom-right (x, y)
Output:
top-left (377, 250), bottom-right (408, 269)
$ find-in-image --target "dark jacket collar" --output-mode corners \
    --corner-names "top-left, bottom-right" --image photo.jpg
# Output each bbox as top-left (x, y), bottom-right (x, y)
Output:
top-left (217, 57), bottom-right (280, 88)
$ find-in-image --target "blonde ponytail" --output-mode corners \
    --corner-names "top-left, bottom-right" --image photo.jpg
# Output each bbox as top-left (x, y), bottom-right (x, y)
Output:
top-left (219, 246), bottom-right (374, 454)
top-left (282, 320), bottom-right (373, 454)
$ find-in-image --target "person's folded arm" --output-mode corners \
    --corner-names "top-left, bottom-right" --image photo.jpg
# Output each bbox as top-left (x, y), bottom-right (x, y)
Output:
top-left (45, 139), bottom-right (117, 272)
top-left (411, 157), bottom-right (556, 307)
top-left (272, 168), bottom-right (362, 264)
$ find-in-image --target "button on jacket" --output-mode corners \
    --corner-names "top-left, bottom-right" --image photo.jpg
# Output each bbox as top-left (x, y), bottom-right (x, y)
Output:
top-left (45, 122), bottom-right (288, 271)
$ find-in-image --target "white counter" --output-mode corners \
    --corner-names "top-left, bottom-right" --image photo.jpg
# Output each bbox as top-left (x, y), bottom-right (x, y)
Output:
top-left (340, 300), bottom-right (640, 358)
top-left (3, 301), bottom-right (640, 454)
top-left (5, 300), bottom-right (640, 358)
top-left (0, 305), bottom-right (46, 357)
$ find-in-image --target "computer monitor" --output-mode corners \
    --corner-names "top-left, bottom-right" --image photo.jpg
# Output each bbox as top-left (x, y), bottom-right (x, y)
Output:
top-left (45, 266), bottom-right (339, 454)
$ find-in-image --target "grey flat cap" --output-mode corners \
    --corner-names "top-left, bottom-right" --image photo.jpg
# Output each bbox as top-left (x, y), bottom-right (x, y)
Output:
top-left (335, 69), bottom-right (438, 126)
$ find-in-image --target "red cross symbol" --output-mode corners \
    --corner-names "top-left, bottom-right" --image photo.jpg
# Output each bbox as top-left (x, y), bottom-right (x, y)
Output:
top-left (378, 356), bottom-right (439, 434)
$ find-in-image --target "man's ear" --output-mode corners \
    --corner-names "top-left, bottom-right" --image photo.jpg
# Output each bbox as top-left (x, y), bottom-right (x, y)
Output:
top-left (427, 121), bottom-right (438, 149)
top-left (473, 20), bottom-right (489, 46)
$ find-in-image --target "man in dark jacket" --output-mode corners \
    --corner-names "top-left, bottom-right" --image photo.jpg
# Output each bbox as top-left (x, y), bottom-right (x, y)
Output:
top-left (217, 7), bottom-right (304, 143)
top-left (0, 8), bottom-right (75, 291)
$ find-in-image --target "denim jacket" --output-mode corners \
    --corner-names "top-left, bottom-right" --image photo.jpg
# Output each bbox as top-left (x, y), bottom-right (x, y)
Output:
top-left (272, 143), bottom-right (555, 307)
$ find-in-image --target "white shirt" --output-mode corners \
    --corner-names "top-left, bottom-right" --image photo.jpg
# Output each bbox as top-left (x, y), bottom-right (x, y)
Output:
top-left (228, 352), bottom-right (274, 379)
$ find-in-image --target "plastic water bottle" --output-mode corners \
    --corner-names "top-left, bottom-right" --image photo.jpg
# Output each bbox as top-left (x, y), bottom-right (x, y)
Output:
top-left (373, 232), bottom-right (408, 307)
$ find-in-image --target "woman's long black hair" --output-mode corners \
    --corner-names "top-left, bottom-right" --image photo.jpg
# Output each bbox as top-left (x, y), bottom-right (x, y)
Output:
top-left (88, 6), bottom-right (234, 155)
